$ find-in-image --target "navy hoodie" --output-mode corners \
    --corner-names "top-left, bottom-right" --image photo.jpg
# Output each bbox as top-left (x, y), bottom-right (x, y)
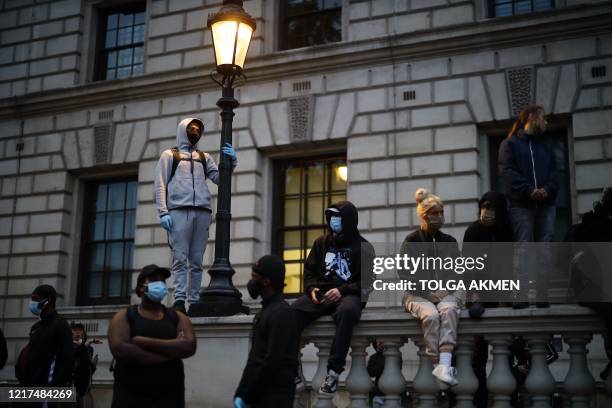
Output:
top-left (498, 132), bottom-right (559, 208)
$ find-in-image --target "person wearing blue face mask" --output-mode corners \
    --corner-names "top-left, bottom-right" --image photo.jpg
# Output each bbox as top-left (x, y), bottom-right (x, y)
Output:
top-left (15, 284), bottom-right (74, 388)
top-left (108, 264), bottom-right (196, 408)
top-left (291, 201), bottom-right (376, 395)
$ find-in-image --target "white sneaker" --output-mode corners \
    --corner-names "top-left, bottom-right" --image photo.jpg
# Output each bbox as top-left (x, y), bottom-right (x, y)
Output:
top-left (432, 365), bottom-right (458, 387)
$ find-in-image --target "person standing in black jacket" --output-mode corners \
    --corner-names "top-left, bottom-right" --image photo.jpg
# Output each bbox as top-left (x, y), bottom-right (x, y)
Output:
top-left (291, 201), bottom-right (375, 395)
top-left (15, 284), bottom-right (74, 388)
top-left (0, 328), bottom-right (7, 370)
top-left (234, 255), bottom-right (298, 408)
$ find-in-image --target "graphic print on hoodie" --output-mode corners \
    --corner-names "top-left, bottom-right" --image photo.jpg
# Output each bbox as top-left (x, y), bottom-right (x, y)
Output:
top-left (324, 248), bottom-right (352, 282)
top-left (154, 117), bottom-right (237, 217)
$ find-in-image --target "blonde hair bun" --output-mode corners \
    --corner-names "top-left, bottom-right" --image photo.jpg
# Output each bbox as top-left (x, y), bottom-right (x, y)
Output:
top-left (415, 188), bottom-right (430, 204)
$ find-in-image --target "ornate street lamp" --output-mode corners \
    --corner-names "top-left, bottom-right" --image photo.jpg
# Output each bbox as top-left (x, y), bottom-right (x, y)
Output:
top-left (189, 0), bottom-right (256, 317)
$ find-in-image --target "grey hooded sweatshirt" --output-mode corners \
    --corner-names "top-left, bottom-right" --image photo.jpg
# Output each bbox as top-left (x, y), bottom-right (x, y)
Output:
top-left (154, 117), bottom-right (237, 217)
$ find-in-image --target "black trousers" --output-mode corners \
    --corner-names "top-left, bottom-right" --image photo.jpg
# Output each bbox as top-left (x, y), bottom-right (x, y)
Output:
top-left (252, 392), bottom-right (295, 408)
top-left (292, 294), bottom-right (362, 374)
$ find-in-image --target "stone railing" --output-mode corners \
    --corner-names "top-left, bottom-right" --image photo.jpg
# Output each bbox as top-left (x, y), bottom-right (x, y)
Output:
top-left (296, 305), bottom-right (610, 408)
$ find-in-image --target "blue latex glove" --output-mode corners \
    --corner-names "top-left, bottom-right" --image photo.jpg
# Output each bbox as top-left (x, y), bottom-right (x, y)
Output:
top-left (233, 397), bottom-right (248, 408)
top-left (160, 214), bottom-right (172, 232)
top-left (221, 143), bottom-right (236, 161)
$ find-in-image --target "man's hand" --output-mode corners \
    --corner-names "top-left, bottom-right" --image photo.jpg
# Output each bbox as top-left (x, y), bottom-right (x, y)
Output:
top-left (160, 214), bottom-right (172, 231)
top-left (322, 288), bottom-right (341, 304)
top-left (530, 188), bottom-right (549, 202)
top-left (310, 288), bottom-right (322, 305)
top-left (234, 397), bottom-right (249, 408)
top-left (222, 143), bottom-right (237, 161)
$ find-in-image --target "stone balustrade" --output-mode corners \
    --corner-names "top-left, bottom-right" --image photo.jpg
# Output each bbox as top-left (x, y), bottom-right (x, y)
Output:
top-left (297, 305), bottom-right (610, 408)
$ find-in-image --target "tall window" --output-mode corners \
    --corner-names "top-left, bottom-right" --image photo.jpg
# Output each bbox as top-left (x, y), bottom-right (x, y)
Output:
top-left (79, 179), bottom-right (137, 305)
top-left (273, 157), bottom-right (348, 295)
top-left (96, 4), bottom-right (145, 81)
top-left (280, 0), bottom-right (342, 51)
top-left (488, 0), bottom-right (554, 17)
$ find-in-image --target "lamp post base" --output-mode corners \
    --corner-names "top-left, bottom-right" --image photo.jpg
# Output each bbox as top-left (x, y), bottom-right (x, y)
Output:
top-left (188, 294), bottom-right (249, 317)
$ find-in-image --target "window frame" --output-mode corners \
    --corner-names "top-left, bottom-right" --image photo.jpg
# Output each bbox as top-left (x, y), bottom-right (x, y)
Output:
top-left (487, 0), bottom-right (555, 18)
top-left (77, 177), bottom-right (138, 306)
top-left (278, 0), bottom-right (343, 51)
top-left (271, 154), bottom-right (348, 297)
top-left (94, 2), bottom-right (146, 82)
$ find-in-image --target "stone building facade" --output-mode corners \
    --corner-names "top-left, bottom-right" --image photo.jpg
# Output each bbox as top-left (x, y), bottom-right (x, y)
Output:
top-left (1, 0), bottom-right (612, 406)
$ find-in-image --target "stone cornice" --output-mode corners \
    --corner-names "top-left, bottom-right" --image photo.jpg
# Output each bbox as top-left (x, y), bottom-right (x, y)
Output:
top-left (1, 5), bottom-right (611, 120)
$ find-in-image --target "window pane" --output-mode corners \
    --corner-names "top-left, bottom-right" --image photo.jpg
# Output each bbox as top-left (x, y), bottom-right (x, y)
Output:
top-left (91, 213), bottom-right (105, 241)
top-left (95, 184), bottom-right (108, 211)
top-left (106, 69), bottom-right (116, 80)
top-left (514, 0), bottom-right (532, 14)
top-left (306, 196), bottom-right (324, 224)
top-left (107, 14), bottom-right (118, 29)
top-left (105, 29), bottom-right (117, 48)
top-left (284, 262), bottom-right (302, 294)
top-left (126, 181), bottom-right (138, 209)
top-left (133, 25), bottom-right (145, 43)
top-left (283, 231), bottom-right (301, 260)
top-left (89, 243), bottom-right (105, 271)
top-left (307, 228), bottom-right (324, 248)
top-left (124, 210), bottom-right (135, 239)
top-left (284, 199), bottom-right (301, 227)
top-left (106, 211), bottom-right (124, 240)
top-left (108, 271), bottom-right (122, 297)
top-left (285, 166), bottom-right (301, 195)
top-left (88, 272), bottom-right (103, 298)
top-left (534, 0), bottom-right (553, 10)
top-left (107, 51), bottom-right (117, 68)
top-left (330, 161), bottom-right (347, 191)
top-left (132, 64), bottom-right (143, 76)
top-left (324, 0), bottom-right (341, 8)
top-left (134, 11), bottom-right (145, 25)
top-left (495, 2), bottom-right (512, 17)
top-left (119, 12), bottom-right (134, 28)
top-left (124, 241), bottom-right (134, 270)
top-left (117, 27), bottom-right (133, 46)
top-left (331, 192), bottom-right (346, 206)
top-left (108, 183), bottom-right (126, 210)
top-left (107, 242), bottom-right (124, 270)
top-left (133, 47), bottom-right (143, 64)
top-left (118, 48), bottom-right (133, 67)
top-left (117, 66), bottom-right (131, 78)
top-left (307, 163), bottom-right (323, 193)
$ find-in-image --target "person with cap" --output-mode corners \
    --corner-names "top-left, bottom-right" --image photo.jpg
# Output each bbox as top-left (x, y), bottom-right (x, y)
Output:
top-left (399, 189), bottom-right (462, 389)
top-left (154, 117), bottom-right (237, 314)
top-left (108, 264), bottom-right (196, 408)
top-left (15, 284), bottom-right (74, 387)
top-left (234, 255), bottom-right (298, 408)
top-left (71, 322), bottom-right (101, 408)
top-left (291, 201), bottom-right (375, 395)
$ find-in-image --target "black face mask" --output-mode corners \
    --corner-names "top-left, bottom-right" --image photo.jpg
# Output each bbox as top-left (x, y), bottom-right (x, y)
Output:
top-left (247, 278), bottom-right (264, 299)
top-left (187, 132), bottom-right (200, 146)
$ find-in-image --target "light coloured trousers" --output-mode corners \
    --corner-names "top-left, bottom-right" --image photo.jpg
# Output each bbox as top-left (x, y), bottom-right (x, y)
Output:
top-left (169, 208), bottom-right (211, 304)
top-left (405, 295), bottom-right (460, 358)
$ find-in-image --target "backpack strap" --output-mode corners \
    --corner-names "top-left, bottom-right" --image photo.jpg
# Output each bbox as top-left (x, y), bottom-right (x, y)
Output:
top-left (196, 150), bottom-right (208, 179)
top-left (167, 147), bottom-right (182, 185)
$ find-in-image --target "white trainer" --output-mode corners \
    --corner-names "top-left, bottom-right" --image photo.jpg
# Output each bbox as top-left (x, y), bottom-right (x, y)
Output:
top-left (432, 365), bottom-right (459, 387)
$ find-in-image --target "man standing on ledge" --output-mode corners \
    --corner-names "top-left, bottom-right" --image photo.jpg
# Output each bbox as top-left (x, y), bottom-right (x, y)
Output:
top-left (154, 117), bottom-right (237, 314)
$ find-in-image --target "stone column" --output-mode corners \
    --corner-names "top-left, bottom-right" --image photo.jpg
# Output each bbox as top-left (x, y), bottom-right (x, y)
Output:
top-left (345, 337), bottom-right (373, 408)
top-left (525, 335), bottom-right (556, 408)
top-left (563, 334), bottom-right (595, 408)
top-left (454, 336), bottom-right (479, 408)
top-left (412, 338), bottom-right (438, 408)
top-left (486, 335), bottom-right (516, 408)
top-left (312, 340), bottom-right (334, 408)
top-left (378, 338), bottom-right (407, 408)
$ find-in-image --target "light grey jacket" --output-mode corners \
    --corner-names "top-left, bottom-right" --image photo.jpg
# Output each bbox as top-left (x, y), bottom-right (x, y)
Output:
top-left (154, 117), bottom-right (237, 217)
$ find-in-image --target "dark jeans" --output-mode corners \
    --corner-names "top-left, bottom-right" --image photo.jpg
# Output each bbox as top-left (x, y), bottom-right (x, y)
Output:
top-left (292, 294), bottom-right (362, 374)
top-left (253, 392), bottom-right (295, 408)
top-left (510, 206), bottom-right (556, 299)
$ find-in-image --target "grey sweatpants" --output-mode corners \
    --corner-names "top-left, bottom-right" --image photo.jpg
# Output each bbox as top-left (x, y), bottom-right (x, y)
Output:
top-left (168, 208), bottom-right (211, 304)
top-left (405, 295), bottom-right (460, 358)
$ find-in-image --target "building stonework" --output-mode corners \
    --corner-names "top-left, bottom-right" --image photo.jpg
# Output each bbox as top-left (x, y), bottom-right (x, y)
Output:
top-left (1, 0), bottom-right (612, 406)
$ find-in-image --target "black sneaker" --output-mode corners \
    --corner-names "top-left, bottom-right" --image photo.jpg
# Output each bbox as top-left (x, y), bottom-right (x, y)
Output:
top-left (319, 370), bottom-right (339, 395)
top-left (172, 300), bottom-right (187, 315)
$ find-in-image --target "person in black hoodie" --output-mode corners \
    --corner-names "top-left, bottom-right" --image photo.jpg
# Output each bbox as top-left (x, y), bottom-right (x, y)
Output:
top-left (463, 191), bottom-right (513, 408)
top-left (234, 255), bottom-right (298, 408)
top-left (291, 200), bottom-right (375, 395)
top-left (15, 284), bottom-right (74, 388)
top-left (400, 189), bottom-right (462, 388)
